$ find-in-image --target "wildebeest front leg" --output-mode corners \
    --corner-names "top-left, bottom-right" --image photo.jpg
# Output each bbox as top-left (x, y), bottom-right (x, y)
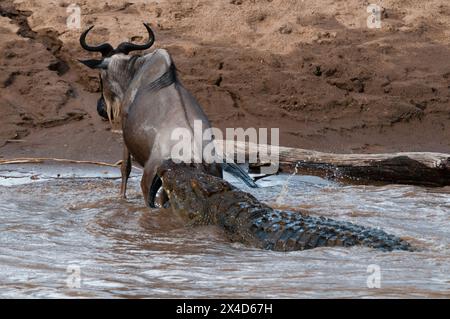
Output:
top-left (120, 146), bottom-right (132, 199)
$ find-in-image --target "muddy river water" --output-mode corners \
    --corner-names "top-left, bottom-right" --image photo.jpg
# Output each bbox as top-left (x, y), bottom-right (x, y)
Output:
top-left (0, 164), bottom-right (448, 298)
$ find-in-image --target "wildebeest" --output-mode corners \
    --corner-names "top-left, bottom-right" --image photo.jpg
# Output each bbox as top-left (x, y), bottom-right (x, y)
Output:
top-left (79, 23), bottom-right (257, 207)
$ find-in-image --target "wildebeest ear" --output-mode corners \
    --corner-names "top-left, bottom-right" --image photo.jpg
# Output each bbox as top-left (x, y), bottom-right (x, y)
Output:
top-left (78, 59), bottom-right (109, 69)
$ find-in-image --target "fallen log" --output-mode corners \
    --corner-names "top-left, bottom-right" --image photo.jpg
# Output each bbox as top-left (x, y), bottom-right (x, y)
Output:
top-left (215, 140), bottom-right (450, 187)
top-left (157, 160), bottom-right (413, 252)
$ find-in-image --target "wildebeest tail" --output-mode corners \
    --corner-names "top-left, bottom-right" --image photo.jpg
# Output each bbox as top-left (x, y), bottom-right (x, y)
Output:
top-left (223, 163), bottom-right (258, 188)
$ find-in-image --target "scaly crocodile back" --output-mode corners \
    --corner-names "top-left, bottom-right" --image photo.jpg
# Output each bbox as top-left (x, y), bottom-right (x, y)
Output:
top-left (158, 161), bottom-right (413, 252)
top-left (250, 210), bottom-right (412, 251)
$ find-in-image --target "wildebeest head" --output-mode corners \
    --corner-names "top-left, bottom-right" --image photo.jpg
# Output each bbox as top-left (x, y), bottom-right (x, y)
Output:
top-left (79, 23), bottom-right (155, 122)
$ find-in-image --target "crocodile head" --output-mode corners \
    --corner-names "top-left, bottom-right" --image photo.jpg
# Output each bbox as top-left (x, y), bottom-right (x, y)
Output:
top-left (157, 160), bottom-right (234, 225)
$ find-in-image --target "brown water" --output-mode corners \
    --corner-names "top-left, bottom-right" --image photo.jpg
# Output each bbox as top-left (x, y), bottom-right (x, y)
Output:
top-left (0, 164), bottom-right (449, 298)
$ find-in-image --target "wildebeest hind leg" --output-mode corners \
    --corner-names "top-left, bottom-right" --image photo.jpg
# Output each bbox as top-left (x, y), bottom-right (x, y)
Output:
top-left (120, 147), bottom-right (132, 199)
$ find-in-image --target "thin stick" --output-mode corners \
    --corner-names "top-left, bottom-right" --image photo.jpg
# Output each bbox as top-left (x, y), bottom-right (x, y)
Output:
top-left (0, 157), bottom-right (121, 168)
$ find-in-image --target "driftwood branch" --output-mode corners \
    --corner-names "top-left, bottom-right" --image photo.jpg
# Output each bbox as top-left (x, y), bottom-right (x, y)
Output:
top-left (0, 157), bottom-right (122, 168)
top-left (216, 141), bottom-right (450, 187)
top-left (0, 158), bottom-right (145, 172)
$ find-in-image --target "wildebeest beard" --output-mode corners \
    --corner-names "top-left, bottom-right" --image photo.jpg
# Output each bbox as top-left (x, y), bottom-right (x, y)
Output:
top-left (97, 75), bottom-right (109, 120)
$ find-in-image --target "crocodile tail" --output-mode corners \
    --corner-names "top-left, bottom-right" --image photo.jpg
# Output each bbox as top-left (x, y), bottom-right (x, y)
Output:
top-left (223, 162), bottom-right (258, 188)
top-left (250, 211), bottom-right (413, 252)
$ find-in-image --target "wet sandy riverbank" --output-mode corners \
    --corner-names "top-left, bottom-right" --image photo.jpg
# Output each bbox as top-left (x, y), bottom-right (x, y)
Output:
top-left (2, 0), bottom-right (450, 160)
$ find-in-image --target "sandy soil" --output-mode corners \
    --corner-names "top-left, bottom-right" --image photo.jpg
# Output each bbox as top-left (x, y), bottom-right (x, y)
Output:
top-left (1, 0), bottom-right (450, 162)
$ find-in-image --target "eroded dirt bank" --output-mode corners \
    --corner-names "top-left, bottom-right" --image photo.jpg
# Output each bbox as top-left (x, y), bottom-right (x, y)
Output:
top-left (1, 0), bottom-right (450, 162)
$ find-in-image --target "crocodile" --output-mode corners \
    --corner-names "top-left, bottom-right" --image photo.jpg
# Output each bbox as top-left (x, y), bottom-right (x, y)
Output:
top-left (157, 160), bottom-right (413, 252)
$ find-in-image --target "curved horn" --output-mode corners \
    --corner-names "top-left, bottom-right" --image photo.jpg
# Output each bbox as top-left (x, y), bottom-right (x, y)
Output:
top-left (116, 23), bottom-right (155, 55)
top-left (80, 25), bottom-right (114, 57)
